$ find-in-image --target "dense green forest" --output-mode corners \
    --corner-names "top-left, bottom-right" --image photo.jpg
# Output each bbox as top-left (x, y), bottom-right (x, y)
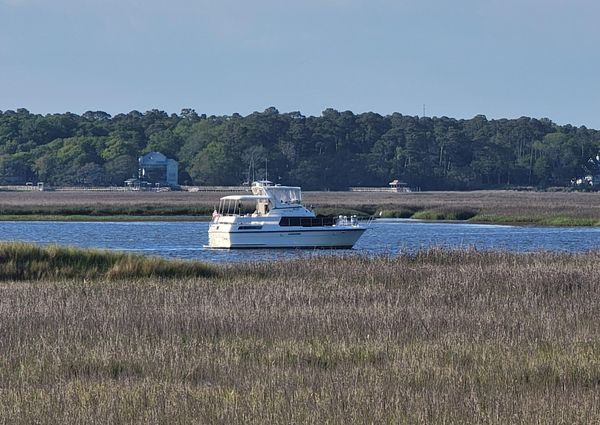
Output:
top-left (1, 107), bottom-right (599, 190)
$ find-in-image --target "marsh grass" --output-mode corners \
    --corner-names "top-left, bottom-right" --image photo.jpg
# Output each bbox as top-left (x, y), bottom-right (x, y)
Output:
top-left (274, 190), bottom-right (600, 225)
top-left (0, 205), bottom-right (214, 217)
top-left (3, 190), bottom-right (600, 225)
top-left (313, 206), bottom-right (373, 217)
top-left (304, 190), bottom-right (600, 225)
top-left (0, 214), bottom-right (208, 222)
top-left (0, 242), bottom-right (215, 281)
top-left (376, 205), bottom-right (420, 218)
top-left (473, 214), bottom-right (600, 226)
top-left (412, 207), bottom-right (478, 221)
top-left (1, 245), bottom-right (600, 423)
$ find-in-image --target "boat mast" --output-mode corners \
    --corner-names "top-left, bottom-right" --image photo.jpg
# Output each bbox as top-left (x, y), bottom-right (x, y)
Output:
top-left (246, 151), bottom-right (257, 185)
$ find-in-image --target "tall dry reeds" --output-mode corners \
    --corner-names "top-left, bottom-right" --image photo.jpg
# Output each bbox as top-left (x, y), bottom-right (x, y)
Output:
top-left (3, 189), bottom-right (600, 223)
top-left (1, 246), bottom-right (600, 423)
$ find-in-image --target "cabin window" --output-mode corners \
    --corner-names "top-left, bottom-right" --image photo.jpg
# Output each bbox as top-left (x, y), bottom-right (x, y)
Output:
top-left (279, 217), bottom-right (335, 227)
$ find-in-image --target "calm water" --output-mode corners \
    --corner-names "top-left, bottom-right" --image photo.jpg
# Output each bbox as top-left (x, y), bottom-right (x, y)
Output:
top-left (1, 219), bottom-right (600, 262)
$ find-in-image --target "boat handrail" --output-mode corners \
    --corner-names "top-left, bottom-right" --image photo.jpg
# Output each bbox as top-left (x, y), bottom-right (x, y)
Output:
top-left (335, 214), bottom-right (370, 228)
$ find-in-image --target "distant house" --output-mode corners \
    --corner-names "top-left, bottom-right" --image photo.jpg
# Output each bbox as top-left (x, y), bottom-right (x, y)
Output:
top-left (573, 155), bottom-right (600, 188)
top-left (138, 152), bottom-right (178, 186)
top-left (573, 175), bottom-right (600, 187)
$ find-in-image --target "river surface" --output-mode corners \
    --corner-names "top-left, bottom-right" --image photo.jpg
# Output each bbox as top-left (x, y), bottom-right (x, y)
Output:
top-left (2, 219), bottom-right (600, 262)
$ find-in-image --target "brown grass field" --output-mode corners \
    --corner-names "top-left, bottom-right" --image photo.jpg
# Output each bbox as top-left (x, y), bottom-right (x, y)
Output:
top-left (1, 244), bottom-right (600, 424)
top-left (1, 189), bottom-right (600, 223)
top-left (307, 190), bottom-right (600, 219)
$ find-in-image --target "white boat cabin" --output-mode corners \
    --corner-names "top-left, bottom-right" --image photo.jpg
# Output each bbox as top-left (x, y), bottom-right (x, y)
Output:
top-left (215, 181), bottom-right (314, 218)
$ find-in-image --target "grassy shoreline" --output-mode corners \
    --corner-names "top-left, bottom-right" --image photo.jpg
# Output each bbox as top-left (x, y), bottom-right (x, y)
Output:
top-left (2, 189), bottom-right (600, 225)
top-left (0, 214), bottom-right (210, 222)
top-left (0, 242), bottom-right (215, 280)
top-left (1, 209), bottom-right (598, 226)
top-left (1, 243), bottom-right (600, 423)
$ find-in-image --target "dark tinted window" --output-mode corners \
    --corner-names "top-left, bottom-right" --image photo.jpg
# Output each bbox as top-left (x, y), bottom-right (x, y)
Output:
top-left (279, 217), bottom-right (335, 227)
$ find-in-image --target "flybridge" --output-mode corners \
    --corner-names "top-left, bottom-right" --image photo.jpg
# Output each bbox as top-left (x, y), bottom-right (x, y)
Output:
top-left (251, 181), bottom-right (302, 208)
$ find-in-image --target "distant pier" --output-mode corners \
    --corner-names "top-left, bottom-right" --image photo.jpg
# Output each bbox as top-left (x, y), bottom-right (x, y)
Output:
top-left (349, 180), bottom-right (414, 193)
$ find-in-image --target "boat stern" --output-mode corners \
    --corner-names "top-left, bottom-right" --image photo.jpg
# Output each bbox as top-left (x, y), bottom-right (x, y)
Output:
top-left (208, 221), bottom-right (234, 248)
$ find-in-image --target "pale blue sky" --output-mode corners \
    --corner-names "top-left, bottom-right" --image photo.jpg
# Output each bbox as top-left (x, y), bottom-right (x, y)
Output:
top-left (1, 0), bottom-right (599, 127)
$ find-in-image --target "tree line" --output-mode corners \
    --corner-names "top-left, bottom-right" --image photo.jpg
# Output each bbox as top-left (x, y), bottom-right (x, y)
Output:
top-left (0, 107), bottom-right (599, 190)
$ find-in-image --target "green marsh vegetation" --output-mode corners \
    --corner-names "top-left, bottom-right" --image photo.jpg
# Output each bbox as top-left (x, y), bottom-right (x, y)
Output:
top-left (306, 190), bottom-right (600, 225)
top-left (0, 242), bottom-right (215, 280)
top-left (0, 191), bottom-right (216, 219)
top-left (2, 189), bottom-right (600, 225)
top-left (1, 243), bottom-right (600, 423)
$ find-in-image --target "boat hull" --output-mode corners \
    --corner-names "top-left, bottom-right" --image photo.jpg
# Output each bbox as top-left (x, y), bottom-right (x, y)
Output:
top-left (208, 227), bottom-right (366, 249)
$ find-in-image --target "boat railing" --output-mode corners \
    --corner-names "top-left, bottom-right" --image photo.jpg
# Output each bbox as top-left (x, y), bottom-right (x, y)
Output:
top-left (363, 216), bottom-right (375, 227)
top-left (336, 215), bottom-right (371, 228)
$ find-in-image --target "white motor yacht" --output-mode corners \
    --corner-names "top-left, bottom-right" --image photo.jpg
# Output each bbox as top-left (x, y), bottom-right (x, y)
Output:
top-left (208, 181), bottom-right (367, 249)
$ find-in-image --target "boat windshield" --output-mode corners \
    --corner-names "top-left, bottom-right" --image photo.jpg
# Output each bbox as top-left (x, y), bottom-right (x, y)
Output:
top-left (217, 195), bottom-right (269, 216)
top-left (263, 186), bottom-right (301, 207)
